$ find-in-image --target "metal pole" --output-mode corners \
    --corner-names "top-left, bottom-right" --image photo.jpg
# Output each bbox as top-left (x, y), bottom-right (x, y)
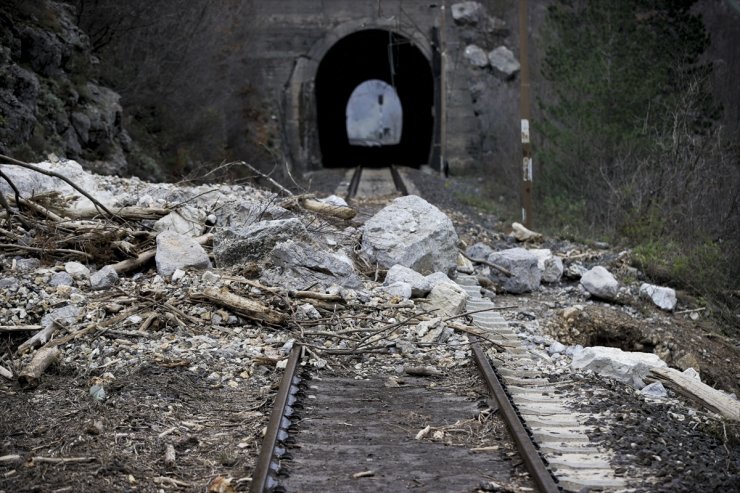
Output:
top-left (439, 1), bottom-right (447, 177)
top-left (519, 0), bottom-right (533, 227)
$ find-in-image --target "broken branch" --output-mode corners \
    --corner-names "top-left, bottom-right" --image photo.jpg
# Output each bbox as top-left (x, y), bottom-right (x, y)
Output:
top-left (300, 198), bottom-right (357, 220)
top-left (0, 325), bottom-right (43, 332)
top-left (18, 346), bottom-right (60, 388)
top-left (191, 287), bottom-right (286, 325)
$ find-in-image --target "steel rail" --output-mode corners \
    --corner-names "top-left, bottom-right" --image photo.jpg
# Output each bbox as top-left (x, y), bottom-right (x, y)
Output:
top-left (346, 166), bottom-right (363, 198)
top-left (389, 165), bottom-right (409, 195)
top-left (471, 340), bottom-right (561, 493)
top-left (249, 345), bottom-right (303, 493)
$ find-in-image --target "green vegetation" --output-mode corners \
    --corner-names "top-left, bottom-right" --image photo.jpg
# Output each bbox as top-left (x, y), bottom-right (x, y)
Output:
top-left (537, 0), bottom-right (739, 326)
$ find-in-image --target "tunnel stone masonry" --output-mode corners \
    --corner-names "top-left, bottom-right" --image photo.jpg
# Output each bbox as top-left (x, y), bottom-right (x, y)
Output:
top-left (246, 0), bottom-right (519, 174)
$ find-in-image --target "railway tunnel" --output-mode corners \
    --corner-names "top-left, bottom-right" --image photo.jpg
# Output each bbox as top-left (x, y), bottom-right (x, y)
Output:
top-left (283, 26), bottom-right (439, 170)
top-left (313, 29), bottom-right (435, 169)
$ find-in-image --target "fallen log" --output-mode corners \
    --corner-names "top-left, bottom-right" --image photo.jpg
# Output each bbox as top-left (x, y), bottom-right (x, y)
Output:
top-left (0, 364), bottom-right (13, 380)
top-left (647, 367), bottom-right (740, 421)
top-left (191, 287), bottom-right (286, 325)
top-left (18, 346), bottom-right (60, 388)
top-left (300, 198), bottom-right (357, 220)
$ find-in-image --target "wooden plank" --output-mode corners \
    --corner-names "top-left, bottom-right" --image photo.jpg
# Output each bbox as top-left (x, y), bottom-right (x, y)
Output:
top-left (648, 367), bottom-right (740, 421)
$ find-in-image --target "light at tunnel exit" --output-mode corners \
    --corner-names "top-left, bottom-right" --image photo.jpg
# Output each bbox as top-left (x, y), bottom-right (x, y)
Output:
top-left (346, 79), bottom-right (403, 147)
top-left (315, 29), bottom-right (433, 168)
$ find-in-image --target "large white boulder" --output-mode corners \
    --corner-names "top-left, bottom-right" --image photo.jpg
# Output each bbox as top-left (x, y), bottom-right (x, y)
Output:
top-left (639, 283), bottom-right (677, 311)
top-left (581, 266), bottom-right (619, 300)
top-left (362, 195), bottom-right (458, 276)
top-left (488, 46), bottom-right (520, 79)
top-left (572, 346), bottom-right (667, 388)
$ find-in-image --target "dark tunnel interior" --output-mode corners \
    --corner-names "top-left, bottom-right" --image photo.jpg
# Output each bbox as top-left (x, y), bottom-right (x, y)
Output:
top-left (315, 29), bottom-right (434, 168)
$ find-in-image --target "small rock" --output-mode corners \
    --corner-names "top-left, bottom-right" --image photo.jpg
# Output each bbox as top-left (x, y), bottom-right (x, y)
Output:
top-left (530, 249), bottom-right (564, 283)
top-left (451, 1), bottom-right (484, 25)
top-left (548, 341), bottom-right (567, 355)
top-left (639, 283), bottom-right (677, 311)
top-left (580, 266), bottom-right (619, 300)
top-left (89, 385), bottom-right (106, 401)
top-left (456, 253), bottom-right (474, 274)
top-left (488, 46), bottom-right (520, 80)
top-left (425, 272), bottom-right (453, 289)
top-left (41, 304), bottom-right (83, 329)
top-left (201, 271), bottom-right (221, 284)
top-left (319, 194), bottom-right (348, 207)
top-left (464, 45), bottom-right (489, 67)
top-left (465, 242), bottom-right (493, 260)
top-left (90, 265), bottom-right (119, 290)
top-left (565, 263), bottom-right (588, 280)
top-left (640, 381), bottom-right (668, 398)
top-left (422, 282), bottom-right (468, 318)
top-left (510, 222), bottom-right (541, 242)
top-left (155, 230), bottom-right (212, 278)
top-left (171, 269), bottom-right (187, 282)
top-left (384, 264), bottom-right (431, 297)
top-left (487, 248), bottom-right (541, 294)
top-left (383, 281), bottom-right (413, 300)
top-left (65, 261), bottom-right (91, 279)
top-left (50, 271), bottom-right (74, 287)
top-left (15, 258), bottom-right (41, 272)
top-left (153, 205), bottom-right (206, 236)
top-left (683, 367), bottom-right (701, 381)
top-left (296, 303), bottom-right (321, 320)
top-left (674, 352), bottom-right (701, 372)
top-left (213, 218), bottom-right (307, 267)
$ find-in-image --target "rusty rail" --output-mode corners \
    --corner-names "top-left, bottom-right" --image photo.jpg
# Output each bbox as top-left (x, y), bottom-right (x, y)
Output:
top-left (249, 345), bottom-right (303, 493)
top-left (346, 166), bottom-right (363, 198)
top-left (471, 340), bottom-right (561, 493)
top-left (389, 165), bottom-right (409, 196)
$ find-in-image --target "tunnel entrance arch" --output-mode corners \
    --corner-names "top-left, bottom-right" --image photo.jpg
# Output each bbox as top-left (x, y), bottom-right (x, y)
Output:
top-left (284, 20), bottom-right (437, 172)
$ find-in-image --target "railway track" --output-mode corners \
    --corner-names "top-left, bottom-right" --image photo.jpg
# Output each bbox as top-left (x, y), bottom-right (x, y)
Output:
top-left (250, 167), bottom-right (634, 492)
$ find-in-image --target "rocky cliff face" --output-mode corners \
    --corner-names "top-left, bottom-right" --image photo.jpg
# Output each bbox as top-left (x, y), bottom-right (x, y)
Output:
top-left (0, 1), bottom-right (132, 175)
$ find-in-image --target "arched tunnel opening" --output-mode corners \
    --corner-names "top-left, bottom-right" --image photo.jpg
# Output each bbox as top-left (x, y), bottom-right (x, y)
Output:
top-left (315, 29), bottom-right (434, 168)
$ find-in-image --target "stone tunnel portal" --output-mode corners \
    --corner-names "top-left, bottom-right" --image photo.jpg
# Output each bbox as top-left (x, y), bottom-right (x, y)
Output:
top-left (315, 29), bottom-right (434, 168)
